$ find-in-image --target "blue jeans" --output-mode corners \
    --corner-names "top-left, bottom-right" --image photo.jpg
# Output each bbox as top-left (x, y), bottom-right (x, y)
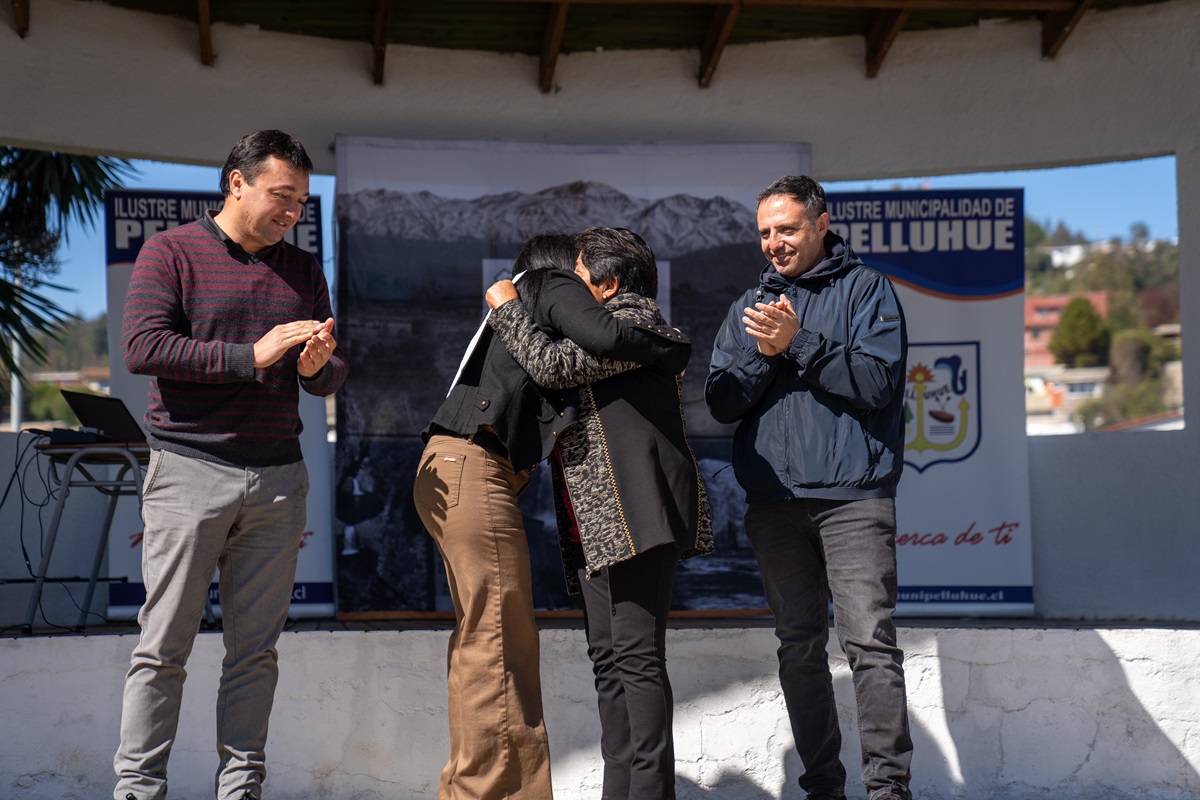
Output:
top-left (745, 497), bottom-right (912, 800)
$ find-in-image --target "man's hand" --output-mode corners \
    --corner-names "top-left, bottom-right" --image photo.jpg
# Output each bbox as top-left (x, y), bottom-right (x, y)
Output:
top-left (486, 280), bottom-right (520, 310)
top-left (297, 318), bottom-right (337, 379)
top-left (255, 320), bottom-right (325, 369)
top-left (743, 295), bottom-right (799, 356)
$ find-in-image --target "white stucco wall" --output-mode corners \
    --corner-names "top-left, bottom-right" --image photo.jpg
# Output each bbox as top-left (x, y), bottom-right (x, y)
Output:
top-left (2, 0), bottom-right (1199, 623)
top-left (3, 626), bottom-right (1198, 799)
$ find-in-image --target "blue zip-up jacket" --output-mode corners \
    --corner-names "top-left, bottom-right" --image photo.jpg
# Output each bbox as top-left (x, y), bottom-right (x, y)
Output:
top-left (705, 231), bottom-right (907, 503)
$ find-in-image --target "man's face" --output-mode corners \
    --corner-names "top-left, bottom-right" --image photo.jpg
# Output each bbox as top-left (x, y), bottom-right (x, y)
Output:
top-left (574, 251), bottom-right (609, 304)
top-left (756, 194), bottom-right (829, 279)
top-left (228, 156), bottom-right (310, 252)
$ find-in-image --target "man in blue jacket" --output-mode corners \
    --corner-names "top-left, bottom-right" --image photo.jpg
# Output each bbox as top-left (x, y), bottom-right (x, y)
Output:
top-left (705, 175), bottom-right (912, 800)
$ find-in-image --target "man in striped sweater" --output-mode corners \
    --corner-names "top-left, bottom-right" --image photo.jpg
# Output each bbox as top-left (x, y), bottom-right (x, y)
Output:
top-left (113, 130), bottom-right (348, 800)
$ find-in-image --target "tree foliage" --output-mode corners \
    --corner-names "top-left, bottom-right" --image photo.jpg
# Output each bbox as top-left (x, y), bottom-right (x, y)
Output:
top-left (28, 313), bottom-right (110, 371)
top-left (1073, 317), bottom-right (1180, 431)
top-left (0, 312), bottom-right (109, 423)
top-left (26, 382), bottom-right (81, 424)
top-left (1046, 220), bottom-right (1081, 247)
top-left (1109, 328), bottom-right (1157, 384)
top-left (1049, 297), bottom-right (1110, 368)
top-left (1076, 380), bottom-right (1165, 432)
top-left (1025, 218), bottom-right (1047, 250)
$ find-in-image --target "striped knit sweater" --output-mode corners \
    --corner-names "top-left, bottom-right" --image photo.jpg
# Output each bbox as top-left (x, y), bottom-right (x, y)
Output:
top-left (121, 212), bottom-right (348, 467)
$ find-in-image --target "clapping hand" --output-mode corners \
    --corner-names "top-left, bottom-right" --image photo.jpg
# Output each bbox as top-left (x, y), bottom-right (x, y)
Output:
top-left (743, 295), bottom-right (799, 356)
top-left (297, 318), bottom-right (337, 378)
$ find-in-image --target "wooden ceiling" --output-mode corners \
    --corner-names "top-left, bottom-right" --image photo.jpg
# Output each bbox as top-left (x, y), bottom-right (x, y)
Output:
top-left (9, 0), bottom-right (1167, 91)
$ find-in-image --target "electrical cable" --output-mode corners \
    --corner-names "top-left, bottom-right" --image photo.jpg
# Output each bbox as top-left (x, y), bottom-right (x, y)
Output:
top-left (2, 429), bottom-right (112, 632)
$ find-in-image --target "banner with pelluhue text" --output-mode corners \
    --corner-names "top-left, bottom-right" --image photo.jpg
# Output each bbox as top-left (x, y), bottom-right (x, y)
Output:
top-left (828, 189), bottom-right (1032, 615)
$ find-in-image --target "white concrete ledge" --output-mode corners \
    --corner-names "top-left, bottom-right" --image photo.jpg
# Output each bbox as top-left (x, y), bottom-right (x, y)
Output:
top-left (3, 625), bottom-right (1198, 799)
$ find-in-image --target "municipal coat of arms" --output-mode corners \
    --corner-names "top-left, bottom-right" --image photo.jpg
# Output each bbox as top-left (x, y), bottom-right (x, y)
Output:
top-left (903, 341), bottom-right (981, 473)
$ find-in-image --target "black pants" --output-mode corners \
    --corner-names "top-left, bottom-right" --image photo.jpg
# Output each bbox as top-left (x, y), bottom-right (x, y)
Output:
top-left (745, 498), bottom-right (912, 800)
top-left (577, 543), bottom-right (680, 800)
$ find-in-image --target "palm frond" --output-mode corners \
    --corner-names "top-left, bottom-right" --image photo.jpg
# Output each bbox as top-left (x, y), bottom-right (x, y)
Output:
top-left (0, 274), bottom-right (76, 383)
top-left (0, 147), bottom-right (136, 243)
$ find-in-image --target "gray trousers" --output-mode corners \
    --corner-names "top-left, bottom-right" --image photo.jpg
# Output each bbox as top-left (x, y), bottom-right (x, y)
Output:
top-left (114, 449), bottom-right (309, 800)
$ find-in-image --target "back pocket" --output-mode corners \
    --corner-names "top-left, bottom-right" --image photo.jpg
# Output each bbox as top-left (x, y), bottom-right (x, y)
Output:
top-left (415, 450), bottom-right (467, 512)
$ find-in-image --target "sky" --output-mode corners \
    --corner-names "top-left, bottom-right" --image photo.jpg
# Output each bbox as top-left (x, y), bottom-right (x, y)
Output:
top-left (36, 155), bottom-right (1178, 320)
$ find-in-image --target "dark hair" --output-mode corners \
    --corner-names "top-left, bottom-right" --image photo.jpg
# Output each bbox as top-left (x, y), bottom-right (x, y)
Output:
top-left (576, 227), bottom-right (657, 299)
top-left (511, 233), bottom-right (576, 278)
top-left (511, 233), bottom-right (577, 312)
top-left (219, 130), bottom-right (313, 196)
top-left (756, 175), bottom-right (827, 218)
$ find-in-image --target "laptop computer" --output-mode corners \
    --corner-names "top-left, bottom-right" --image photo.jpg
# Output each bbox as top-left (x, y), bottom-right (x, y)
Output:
top-left (57, 389), bottom-right (147, 444)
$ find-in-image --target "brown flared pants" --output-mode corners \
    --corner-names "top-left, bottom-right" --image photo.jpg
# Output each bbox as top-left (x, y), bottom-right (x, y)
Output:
top-left (414, 434), bottom-right (554, 800)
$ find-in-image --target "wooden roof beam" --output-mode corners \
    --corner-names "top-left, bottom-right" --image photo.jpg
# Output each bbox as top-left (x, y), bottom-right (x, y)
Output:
top-left (540, 1), bottom-right (570, 93)
top-left (865, 8), bottom-right (909, 77)
top-left (699, 2), bottom-right (742, 88)
top-left (1041, 0), bottom-right (1093, 59)
top-left (747, 0), bottom-right (1064, 7)
top-left (483, 0), bottom-right (1072, 11)
top-left (13, 0), bottom-right (29, 38)
top-left (197, 0), bottom-right (214, 66)
top-left (372, 0), bottom-right (393, 85)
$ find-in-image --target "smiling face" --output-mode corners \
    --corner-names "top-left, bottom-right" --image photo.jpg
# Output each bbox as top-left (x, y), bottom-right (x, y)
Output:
top-left (225, 156), bottom-right (310, 253)
top-left (756, 194), bottom-right (830, 279)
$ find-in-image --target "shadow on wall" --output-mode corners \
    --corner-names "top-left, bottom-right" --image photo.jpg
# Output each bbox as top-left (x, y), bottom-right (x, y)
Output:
top-left (916, 628), bottom-right (1199, 800)
top-left (546, 627), bottom-right (1199, 800)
